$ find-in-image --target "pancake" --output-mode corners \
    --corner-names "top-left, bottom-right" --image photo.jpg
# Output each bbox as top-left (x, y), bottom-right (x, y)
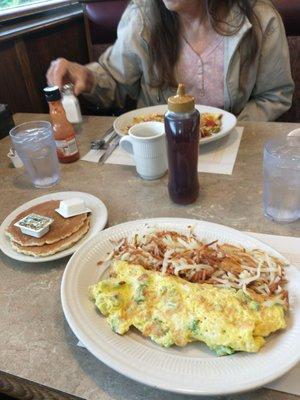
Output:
top-left (11, 216), bottom-right (90, 257)
top-left (5, 200), bottom-right (87, 247)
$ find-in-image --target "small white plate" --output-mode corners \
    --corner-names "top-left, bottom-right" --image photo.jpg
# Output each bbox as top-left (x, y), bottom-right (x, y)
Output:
top-left (0, 191), bottom-right (108, 263)
top-left (113, 104), bottom-right (237, 145)
top-left (288, 128), bottom-right (300, 137)
top-left (61, 218), bottom-right (300, 396)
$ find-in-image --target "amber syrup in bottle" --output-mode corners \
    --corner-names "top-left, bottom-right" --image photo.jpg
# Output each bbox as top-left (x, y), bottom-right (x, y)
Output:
top-left (165, 84), bottom-right (200, 204)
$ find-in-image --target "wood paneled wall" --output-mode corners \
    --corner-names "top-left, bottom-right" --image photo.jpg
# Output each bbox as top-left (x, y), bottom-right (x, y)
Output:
top-left (0, 16), bottom-right (89, 114)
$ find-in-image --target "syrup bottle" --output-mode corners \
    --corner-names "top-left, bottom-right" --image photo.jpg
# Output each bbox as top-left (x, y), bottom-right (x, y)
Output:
top-left (44, 86), bottom-right (80, 163)
top-left (164, 83), bottom-right (200, 205)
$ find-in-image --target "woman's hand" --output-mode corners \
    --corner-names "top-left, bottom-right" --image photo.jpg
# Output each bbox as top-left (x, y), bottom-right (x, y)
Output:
top-left (46, 58), bottom-right (95, 95)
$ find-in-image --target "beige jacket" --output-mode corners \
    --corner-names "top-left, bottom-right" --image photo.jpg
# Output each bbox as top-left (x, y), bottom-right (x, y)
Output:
top-left (85, 0), bottom-right (294, 121)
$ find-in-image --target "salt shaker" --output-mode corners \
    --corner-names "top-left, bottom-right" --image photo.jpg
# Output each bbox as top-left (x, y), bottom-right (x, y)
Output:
top-left (61, 84), bottom-right (83, 131)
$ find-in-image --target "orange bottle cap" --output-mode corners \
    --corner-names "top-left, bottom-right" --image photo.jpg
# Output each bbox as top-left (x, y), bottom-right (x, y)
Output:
top-left (167, 83), bottom-right (195, 113)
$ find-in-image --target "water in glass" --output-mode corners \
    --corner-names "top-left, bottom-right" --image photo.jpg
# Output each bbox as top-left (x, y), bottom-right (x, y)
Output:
top-left (10, 121), bottom-right (60, 188)
top-left (263, 138), bottom-right (300, 223)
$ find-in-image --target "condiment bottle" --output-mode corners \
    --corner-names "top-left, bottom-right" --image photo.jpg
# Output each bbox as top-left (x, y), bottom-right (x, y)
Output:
top-left (164, 83), bottom-right (200, 204)
top-left (61, 83), bottom-right (83, 134)
top-left (44, 86), bottom-right (80, 163)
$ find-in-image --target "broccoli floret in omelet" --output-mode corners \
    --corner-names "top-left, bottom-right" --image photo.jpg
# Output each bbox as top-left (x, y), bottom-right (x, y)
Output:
top-left (90, 261), bottom-right (287, 356)
top-left (211, 345), bottom-right (235, 356)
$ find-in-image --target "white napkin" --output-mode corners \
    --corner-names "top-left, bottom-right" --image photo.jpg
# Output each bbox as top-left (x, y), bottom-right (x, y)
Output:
top-left (104, 127), bottom-right (243, 175)
top-left (78, 231), bottom-right (300, 395)
top-left (81, 149), bottom-right (106, 163)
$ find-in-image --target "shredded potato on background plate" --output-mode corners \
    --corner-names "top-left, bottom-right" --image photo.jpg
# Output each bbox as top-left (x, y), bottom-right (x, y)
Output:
top-left (125, 112), bottom-right (223, 138)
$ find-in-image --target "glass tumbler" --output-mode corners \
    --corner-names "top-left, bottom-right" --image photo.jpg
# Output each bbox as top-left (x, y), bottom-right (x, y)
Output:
top-left (10, 121), bottom-right (60, 188)
top-left (263, 137), bottom-right (300, 223)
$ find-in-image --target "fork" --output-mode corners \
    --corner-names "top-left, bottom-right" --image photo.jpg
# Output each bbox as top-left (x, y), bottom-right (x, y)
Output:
top-left (90, 126), bottom-right (115, 150)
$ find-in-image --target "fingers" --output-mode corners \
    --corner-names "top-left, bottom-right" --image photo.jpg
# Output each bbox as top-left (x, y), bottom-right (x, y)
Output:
top-left (46, 59), bottom-right (94, 95)
top-left (46, 58), bottom-right (69, 89)
top-left (46, 61), bottom-right (55, 86)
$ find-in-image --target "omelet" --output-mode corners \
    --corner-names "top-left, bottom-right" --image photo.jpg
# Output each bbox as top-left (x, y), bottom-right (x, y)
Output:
top-left (90, 261), bottom-right (286, 355)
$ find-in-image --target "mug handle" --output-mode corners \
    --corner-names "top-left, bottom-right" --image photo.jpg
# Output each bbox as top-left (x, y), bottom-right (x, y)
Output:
top-left (120, 136), bottom-right (134, 154)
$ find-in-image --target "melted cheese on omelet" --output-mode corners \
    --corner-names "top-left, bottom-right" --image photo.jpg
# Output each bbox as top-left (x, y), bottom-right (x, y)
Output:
top-left (90, 261), bottom-right (286, 355)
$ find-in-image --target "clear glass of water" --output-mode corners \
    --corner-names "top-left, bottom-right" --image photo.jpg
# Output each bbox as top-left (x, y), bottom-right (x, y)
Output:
top-left (263, 137), bottom-right (300, 223)
top-left (10, 121), bottom-right (60, 188)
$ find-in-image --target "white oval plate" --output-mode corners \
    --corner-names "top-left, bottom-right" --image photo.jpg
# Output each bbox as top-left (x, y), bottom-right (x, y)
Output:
top-left (61, 218), bottom-right (300, 396)
top-left (0, 191), bottom-right (108, 263)
top-left (113, 105), bottom-right (237, 145)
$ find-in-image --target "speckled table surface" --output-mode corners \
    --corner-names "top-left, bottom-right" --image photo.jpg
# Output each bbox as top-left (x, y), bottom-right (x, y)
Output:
top-left (0, 113), bottom-right (299, 400)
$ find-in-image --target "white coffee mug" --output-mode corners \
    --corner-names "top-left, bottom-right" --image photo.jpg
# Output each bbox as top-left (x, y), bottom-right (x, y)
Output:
top-left (120, 121), bottom-right (167, 180)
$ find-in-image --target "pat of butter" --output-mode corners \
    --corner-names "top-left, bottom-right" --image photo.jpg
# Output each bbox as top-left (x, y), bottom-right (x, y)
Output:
top-left (14, 213), bottom-right (53, 238)
top-left (55, 198), bottom-right (91, 218)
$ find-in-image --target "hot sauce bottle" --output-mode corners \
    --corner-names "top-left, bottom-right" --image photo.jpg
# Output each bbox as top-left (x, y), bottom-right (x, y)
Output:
top-left (164, 83), bottom-right (200, 205)
top-left (44, 86), bottom-right (80, 163)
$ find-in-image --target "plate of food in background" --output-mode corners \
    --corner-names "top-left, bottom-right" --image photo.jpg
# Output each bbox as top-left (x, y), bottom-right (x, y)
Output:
top-left (0, 191), bottom-right (108, 263)
top-left (113, 104), bottom-right (237, 145)
top-left (61, 218), bottom-right (300, 396)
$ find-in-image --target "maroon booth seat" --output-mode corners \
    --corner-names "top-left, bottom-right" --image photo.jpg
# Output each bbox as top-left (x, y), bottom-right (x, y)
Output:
top-left (83, 0), bottom-right (128, 61)
top-left (83, 0), bottom-right (299, 122)
top-left (273, 0), bottom-right (300, 36)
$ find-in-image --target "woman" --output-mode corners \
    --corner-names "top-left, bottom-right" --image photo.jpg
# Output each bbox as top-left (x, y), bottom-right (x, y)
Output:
top-left (47, 0), bottom-right (294, 121)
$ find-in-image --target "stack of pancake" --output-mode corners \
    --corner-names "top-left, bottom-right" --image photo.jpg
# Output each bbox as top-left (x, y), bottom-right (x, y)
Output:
top-left (5, 200), bottom-right (90, 257)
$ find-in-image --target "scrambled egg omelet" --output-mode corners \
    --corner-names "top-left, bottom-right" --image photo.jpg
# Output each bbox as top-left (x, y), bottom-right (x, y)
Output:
top-left (90, 261), bottom-right (286, 355)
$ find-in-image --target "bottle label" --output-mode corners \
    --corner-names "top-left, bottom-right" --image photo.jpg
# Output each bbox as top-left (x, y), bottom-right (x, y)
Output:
top-left (55, 138), bottom-right (78, 157)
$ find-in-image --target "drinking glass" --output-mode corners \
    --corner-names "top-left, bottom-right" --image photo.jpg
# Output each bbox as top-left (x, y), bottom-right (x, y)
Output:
top-left (263, 137), bottom-right (300, 223)
top-left (10, 121), bottom-right (60, 188)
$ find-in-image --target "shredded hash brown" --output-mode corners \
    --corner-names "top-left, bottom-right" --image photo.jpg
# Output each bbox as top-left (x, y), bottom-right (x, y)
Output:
top-left (98, 229), bottom-right (289, 309)
top-left (125, 112), bottom-right (223, 138)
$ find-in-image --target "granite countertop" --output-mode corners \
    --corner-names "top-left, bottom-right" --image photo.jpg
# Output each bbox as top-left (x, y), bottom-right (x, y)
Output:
top-left (0, 113), bottom-right (299, 400)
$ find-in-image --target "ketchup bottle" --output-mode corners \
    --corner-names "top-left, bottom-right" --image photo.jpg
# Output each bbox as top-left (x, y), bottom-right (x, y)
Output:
top-left (164, 83), bottom-right (200, 205)
top-left (44, 86), bottom-right (80, 163)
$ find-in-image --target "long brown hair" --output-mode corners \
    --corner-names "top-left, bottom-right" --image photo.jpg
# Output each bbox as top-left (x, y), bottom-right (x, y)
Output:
top-left (147, 0), bottom-right (262, 88)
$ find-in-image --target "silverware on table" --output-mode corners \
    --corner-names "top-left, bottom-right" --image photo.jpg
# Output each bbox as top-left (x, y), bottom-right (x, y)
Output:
top-left (90, 126), bottom-right (116, 150)
top-left (100, 135), bottom-right (121, 163)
